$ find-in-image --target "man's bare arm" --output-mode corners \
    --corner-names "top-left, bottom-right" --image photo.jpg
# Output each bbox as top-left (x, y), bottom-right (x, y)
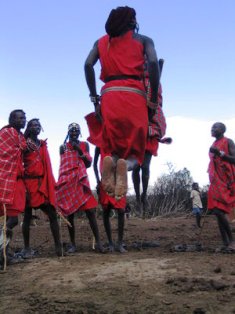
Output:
top-left (84, 41), bottom-right (99, 99)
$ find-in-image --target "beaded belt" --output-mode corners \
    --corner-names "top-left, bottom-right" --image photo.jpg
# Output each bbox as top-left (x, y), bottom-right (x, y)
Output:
top-left (101, 86), bottom-right (146, 98)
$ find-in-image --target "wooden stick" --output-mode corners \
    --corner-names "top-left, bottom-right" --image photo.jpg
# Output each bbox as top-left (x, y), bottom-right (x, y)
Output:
top-left (3, 204), bottom-right (7, 271)
top-left (92, 236), bottom-right (95, 250)
top-left (56, 208), bottom-right (72, 228)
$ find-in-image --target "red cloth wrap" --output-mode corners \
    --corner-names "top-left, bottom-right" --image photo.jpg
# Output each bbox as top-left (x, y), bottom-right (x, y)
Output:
top-left (145, 138), bottom-right (159, 156)
top-left (98, 183), bottom-right (126, 210)
top-left (207, 137), bottom-right (235, 213)
top-left (87, 31), bottom-right (148, 164)
top-left (56, 142), bottom-right (97, 216)
top-left (23, 140), bottom-right (56, 208)
top-left (85, 112), bottom-right (103, 148)
top-left (0, 127), bottom-right (26, 217)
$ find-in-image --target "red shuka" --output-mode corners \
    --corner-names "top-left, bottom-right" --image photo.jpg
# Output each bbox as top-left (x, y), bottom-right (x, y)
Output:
top-left (0, 127), bottom-right (27, 217)
top-left (56, 142), bottom-right (97, 216)
top-left (207, 137), bottom-right (235, 213)
top-left (98, 183), bottom-right (126, 210)
top-left (23, 140), bottom-right (56, 208)
top-left (87, 30), bottom-right (148, 164)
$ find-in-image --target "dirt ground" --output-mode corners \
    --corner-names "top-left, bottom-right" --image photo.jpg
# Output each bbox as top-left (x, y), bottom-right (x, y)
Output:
top-left (0, 212), bottom-right (235, 314)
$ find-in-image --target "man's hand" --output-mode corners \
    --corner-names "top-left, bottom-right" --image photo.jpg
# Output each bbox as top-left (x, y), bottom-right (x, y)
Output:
top-left (71, 142), bottom-right (83, 155)
top-left (96, 181), bottom-right (101, 196)
top-left (59, 145), bottom-right (65, 155)
top-left (209, 146), bottom-right (225, 157)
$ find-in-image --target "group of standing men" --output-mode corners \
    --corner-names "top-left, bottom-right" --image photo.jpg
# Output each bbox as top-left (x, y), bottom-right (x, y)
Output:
top-left (1, 6), bottom-right (235, 269)
top-left (0, 6), bottom-right (168, 266)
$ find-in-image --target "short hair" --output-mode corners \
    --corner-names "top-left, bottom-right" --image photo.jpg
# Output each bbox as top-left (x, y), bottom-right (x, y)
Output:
top-left (8, 109), bottom-right (25, 125)
top-left (105, 6), bottom-right (136, 37)
top-left (24, 118), bottom-right (41, 139)
top-left (214, 122), bottom-right (226, 134)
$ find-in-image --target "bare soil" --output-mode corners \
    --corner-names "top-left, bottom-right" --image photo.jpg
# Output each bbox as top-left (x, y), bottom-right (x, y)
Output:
top-left (1, 213), bottom-right (235, 314)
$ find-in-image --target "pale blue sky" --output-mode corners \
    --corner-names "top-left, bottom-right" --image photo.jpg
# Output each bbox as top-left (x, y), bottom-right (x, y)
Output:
top-left (0, 0), bottom-right (235, 188)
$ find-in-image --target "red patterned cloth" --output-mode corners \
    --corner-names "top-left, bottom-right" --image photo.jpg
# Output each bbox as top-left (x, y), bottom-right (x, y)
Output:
top-left (56, 142), bottom-right (97, 216)
top-left (208, 137), bottom-right (235, 213)
top-left (146, 83), bottom-right (163, 156)
top-left (86, 30), bottom-right (148, 164)
top-left (0, 127), bottom-right (27, 216)
top-left (23, 140), bottom-right (56, 208)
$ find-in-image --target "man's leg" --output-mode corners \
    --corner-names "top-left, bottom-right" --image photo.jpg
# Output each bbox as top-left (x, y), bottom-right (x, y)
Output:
top-left (0, 216), bottom-right (18, 266)
top-left (86, 209), bottom-right (104, 252)
top-left (196, 212), bottom-right (201, 228)
top-left (41, 205), bottom-right (62, 256)
top-left (213, 208), bottom-right (233, 247)
top-left (67, 213), bottom-right (75, 245)
top-left (132, 165), bottom-right (141, 214)
top-left (103, 206), bottom-right (114, 252)
top-left (22, 207), bottom-right (33, 250)
top-left (65, 214), bottom-right (77, 253)
top-left (6, 216), bottom-right (18, 249)
top-left (117, 210), bottom-right (127, 253)
top-left (141, 152), bottom-right (152, 217)
top-left (5, 216), bottom-right (18, 249)
top-left (6, 216), bottom-right (18, 230)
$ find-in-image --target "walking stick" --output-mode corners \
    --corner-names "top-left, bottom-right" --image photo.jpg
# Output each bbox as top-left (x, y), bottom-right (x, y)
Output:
top-left (56, 207), bottom-right (72, 228)
top-left (3, 204), bottom-right (7, 271)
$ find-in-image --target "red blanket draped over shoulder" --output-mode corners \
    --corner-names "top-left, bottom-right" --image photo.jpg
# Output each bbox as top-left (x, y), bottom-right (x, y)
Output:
top-left (208, 137), bottom-right (235, 213)
top-left (0, 127), bottom-right (27, 216)
top-left (146, 83), bottom-right (164, 156)
top-left (86, 30), bottom-right (148, 164)
top-left (23, 140), bottom-right (56, 208)
top-left (56, 142), bottom-right (97, 216)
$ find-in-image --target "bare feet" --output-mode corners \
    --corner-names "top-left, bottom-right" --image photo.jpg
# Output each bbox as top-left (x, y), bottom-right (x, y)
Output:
top-left (115, 159), bottom-right (127, 200)
top-left (101, 156), bottom-right (115, 196)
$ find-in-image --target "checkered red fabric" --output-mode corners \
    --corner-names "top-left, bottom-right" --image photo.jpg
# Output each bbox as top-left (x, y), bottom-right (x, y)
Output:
top-left (147, 83), bottom-right (166, 140)
top-left (56, 142), bottom-right (96, 216)
top-left (0, 127), bottom-right (26, 204)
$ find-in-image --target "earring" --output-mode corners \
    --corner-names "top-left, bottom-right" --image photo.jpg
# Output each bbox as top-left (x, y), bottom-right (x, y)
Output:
top-left (135, 23), bottom-right (139, 32)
